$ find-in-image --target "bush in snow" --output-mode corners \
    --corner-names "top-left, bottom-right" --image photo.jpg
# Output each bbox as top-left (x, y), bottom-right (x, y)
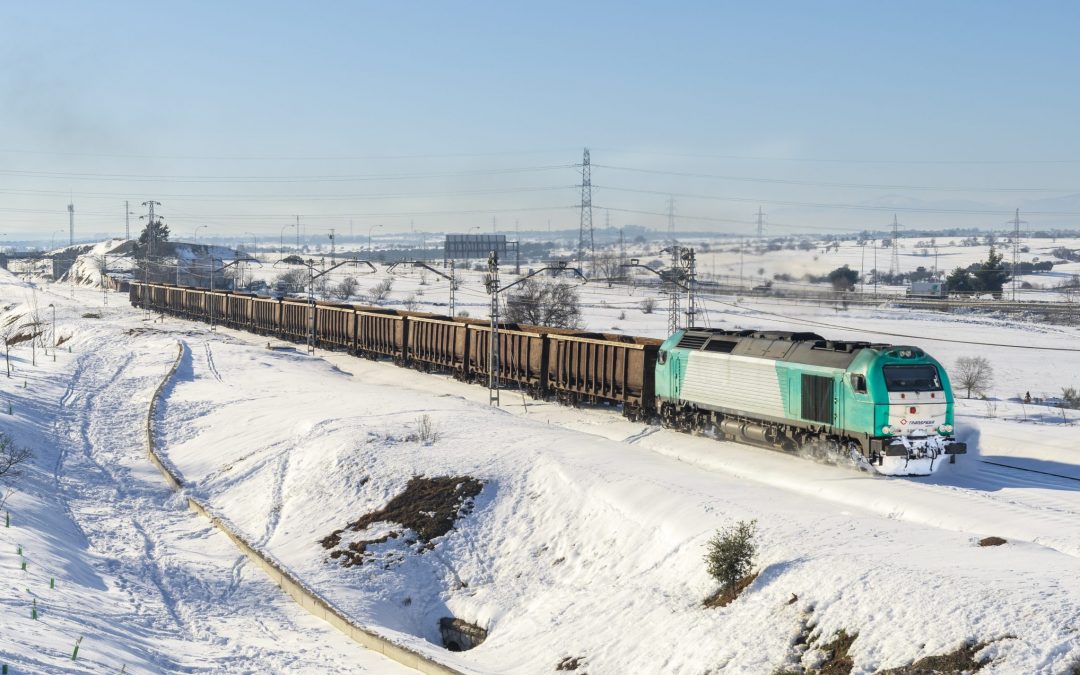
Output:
top-left (415, 414), bottom-right (438, 444)
top-left (705, 519), bottom-right (757, 592)
top-left (334, 276), bottom-right (359, 300)
top-left (640, 297), bottom-right (656, 314)
top-left (1062, 387), bottom-right (1080, 409)
top-left (369, 278), bottom-right (394, 304)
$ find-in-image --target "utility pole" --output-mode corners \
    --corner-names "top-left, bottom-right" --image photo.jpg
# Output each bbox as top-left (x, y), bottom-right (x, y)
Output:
top-left (67, 203), bottom-right (74, 246)
top-left (578, 148), bottom-right (593, 272)
top-left (668, 245), bottom-right (681, 335)
top-left (685, 248), bottom-right (697, 328)
top-left (125, 201), bottom-right (131, 240)
top-left (860, 237), bottom-right (866, 295)
top-left (486, 251), bottom-right (501, 406)
top-left (756, 206), bottom-right (765, 241)
top-left (667, 197), bottom-right (676, 243)
top-left (890, 214), bottom-right (901, 276)
top-left (873, 239), bottom-right (879, 296)
top-left (296, 215), bottom-right (301, 252)
top-left (449, 260), bottom-right (456, 318)
top-left (329, 228), bottom-right (336, 265)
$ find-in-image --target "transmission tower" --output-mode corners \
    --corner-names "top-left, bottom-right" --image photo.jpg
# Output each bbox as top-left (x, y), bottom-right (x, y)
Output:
top-left (578, 148), bottom-right (593, 270)
top-left (756, 206), bottom-right (765, 240)
top-left (889, 214), bottom-right (901, 275)
top-left (67, 203), bottom-right (74, 246)
top-left (667, 197), bottom-right (676, 243)
top-left (1010, 208), bottom-right (1026, 301)
top-left (668, 245), bottom-right (681, 335)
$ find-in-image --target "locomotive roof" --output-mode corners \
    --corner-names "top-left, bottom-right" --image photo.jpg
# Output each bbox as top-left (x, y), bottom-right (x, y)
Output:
top-left (673, 328), bottom-right (892, 369)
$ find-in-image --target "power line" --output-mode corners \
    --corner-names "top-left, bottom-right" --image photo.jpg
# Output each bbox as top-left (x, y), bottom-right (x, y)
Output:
top-left (593, 163), bottom-right (1080, 193)
top-left (0, 147), bottom-right (580, 162)
top-left (0, 184), bottom-right (579, 202)
top-left (0, 164), bottom-right (578, 184)
top-left (591, 148), bottom-right (1080, 166)
top-left (704, 297), bottom-right (1080, 351)
top-left (594, 184), bottom-right (1080, 217)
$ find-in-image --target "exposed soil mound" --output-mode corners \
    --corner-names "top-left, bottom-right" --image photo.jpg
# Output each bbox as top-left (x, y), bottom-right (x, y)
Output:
top-left (978, 536), bottom-right (1006, 547)
top-left (878, 640), bottom-right (989, 674)
top-left (817, 629), bottom-right (857, 675)
top-left (320, 475), bottom-right (484, 567)
top-left (703, 571), bottom-right (758, 608)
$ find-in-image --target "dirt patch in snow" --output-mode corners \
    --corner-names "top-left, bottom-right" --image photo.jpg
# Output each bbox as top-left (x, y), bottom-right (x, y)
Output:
top-left (556, 655), bottom-right (586, 671)
top-left (815, 629), bottom-right (857, 675)
top-left (878, 640), bottom-right (990, 674)
top-left (978, 536), bottom-right (1007, 547)
top-left (703, 571), bottom-right (758, 608)
top-left (320, 475), bottom-right (484, 567)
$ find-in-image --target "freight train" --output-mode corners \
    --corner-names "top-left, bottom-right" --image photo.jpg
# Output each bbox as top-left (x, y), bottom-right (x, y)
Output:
top-left (129, 281), bottom-right (966, 476)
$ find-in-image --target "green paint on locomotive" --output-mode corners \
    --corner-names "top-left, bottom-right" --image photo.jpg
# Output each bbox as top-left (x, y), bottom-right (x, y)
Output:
top-left (654, 329), bottom-right (957, 444)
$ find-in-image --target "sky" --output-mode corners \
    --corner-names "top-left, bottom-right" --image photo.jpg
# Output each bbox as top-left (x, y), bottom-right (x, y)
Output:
top-left (2, 1), bottom-right (1080, 244)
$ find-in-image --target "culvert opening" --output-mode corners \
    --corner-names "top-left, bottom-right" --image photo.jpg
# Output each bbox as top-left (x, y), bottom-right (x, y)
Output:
top-left (439, 617), bottom-right (487, 652)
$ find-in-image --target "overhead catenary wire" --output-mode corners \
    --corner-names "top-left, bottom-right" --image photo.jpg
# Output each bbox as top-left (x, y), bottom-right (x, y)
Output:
top-left (701, 296), bottom-right (1080, 351)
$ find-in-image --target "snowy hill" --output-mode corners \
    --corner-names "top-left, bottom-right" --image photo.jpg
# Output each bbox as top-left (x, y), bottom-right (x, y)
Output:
top-left (2, 258), bottom-right (1080, 673)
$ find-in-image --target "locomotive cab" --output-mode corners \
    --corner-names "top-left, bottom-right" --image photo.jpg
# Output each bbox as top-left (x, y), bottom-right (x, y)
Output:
top-left (857, 347), bottom-right (966, 471)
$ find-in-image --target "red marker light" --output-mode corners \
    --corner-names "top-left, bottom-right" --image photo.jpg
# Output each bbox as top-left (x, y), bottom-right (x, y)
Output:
top-left (910, 406), bottom-right (917, 414)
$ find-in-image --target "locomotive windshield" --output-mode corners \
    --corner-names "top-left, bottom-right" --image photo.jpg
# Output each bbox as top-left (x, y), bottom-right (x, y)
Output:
top-left (883, 364), bottom-right (942, 392)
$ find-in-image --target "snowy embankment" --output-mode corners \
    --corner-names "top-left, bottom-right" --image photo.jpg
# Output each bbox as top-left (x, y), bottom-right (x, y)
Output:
top-left (150, 319), bottom-right (1080, 672)
top-left (5, 262), bottom-right (1080, 673)
top-left (0, 273), bottom-right (411, 673)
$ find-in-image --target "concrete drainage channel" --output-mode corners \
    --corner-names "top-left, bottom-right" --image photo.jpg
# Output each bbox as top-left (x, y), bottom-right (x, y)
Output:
top-left (144, 341), bottom-right (465, 675)
top-left (439, 618), bottom-right (487, 652)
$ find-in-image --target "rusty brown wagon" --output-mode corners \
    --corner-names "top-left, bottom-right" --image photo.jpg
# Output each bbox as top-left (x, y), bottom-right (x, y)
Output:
top-left (545, 332), bottom-right (661, 421)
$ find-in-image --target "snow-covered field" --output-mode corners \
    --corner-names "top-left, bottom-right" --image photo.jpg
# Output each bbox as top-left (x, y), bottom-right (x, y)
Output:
top-left (3, 249), bottom-right (1080, 673)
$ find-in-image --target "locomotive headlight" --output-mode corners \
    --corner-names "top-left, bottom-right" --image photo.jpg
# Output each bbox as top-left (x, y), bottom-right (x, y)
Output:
top-left (938, 423), bottom-right (953, 434)
top-left (881, 425), bottom-right (894, 435)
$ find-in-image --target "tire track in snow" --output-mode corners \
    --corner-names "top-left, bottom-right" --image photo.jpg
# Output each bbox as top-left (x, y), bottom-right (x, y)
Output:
top-left (54, 342), bottom-right (198, 661)
top-left (204, 341), bottom-right (223, 382)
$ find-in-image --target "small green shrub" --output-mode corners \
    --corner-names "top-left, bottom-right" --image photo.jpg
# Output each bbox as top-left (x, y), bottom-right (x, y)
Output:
top-left (704, 519), bottom-right (757, 591)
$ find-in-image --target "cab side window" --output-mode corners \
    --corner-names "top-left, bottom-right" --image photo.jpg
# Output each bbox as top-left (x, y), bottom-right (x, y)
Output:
top-left (658, 350), bottom-right (668, 365)
top-left (850, 374), bottom-right (867, 394)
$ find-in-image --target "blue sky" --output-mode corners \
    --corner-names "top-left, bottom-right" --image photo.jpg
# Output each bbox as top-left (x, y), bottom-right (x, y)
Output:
top-left (2, 2), bottom-right (1080, 241)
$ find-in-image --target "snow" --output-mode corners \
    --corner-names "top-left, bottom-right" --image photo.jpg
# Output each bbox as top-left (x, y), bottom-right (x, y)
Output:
top-left (3, 244), bottom-right (1080, 674)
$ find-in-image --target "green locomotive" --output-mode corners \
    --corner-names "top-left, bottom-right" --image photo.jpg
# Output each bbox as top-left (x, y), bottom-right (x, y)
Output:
top-left (654, 329), bottom-right (966, 476)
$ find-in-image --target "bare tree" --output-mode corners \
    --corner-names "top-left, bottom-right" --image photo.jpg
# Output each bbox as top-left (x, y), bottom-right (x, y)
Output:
top-left (273, 269), bottom-right (307, 293)
top-left (369, 278), bottom-right (394, 304)
top-left (640, 297), bottom-right (656, 314)
top-left (954, 356), bottom-right (994, 398)
top-left (593, 255), bottom-right (626, 283)
top-left (504, 278), bottom-right (582, 328)
top-left (0, 432), bottom-right (31, 481)
top-left (334, 276), bottom-right (359, 300)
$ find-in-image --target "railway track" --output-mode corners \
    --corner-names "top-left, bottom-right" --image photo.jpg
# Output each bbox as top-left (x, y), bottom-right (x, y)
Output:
top-left (979, 458), bottom-right (1080, 483)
